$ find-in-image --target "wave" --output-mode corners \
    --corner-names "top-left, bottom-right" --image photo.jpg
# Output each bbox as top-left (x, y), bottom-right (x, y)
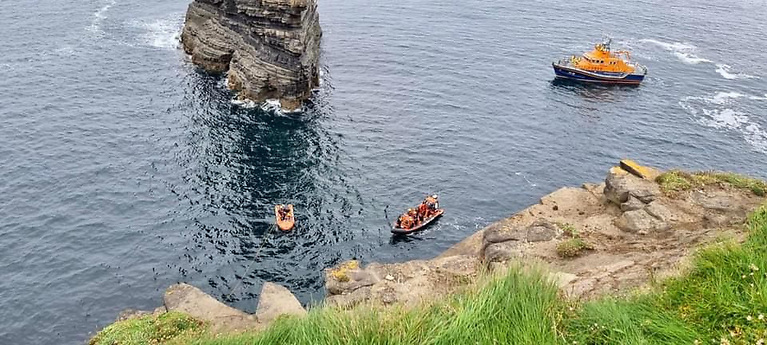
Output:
top-left (639, 39), bottom-right (711, 65)
top-left (715, 64), bottom-right (759, 80)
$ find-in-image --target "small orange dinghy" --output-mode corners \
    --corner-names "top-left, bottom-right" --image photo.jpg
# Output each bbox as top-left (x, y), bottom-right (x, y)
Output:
top-left (275, 204), bottom-right (295, 231)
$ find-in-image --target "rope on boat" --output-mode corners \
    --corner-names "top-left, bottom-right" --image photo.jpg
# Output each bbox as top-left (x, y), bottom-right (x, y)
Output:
top-left (223, 223), bottom-right (277, 302)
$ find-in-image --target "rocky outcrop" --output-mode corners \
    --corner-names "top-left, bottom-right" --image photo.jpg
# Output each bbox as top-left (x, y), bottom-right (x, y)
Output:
top-left (181, 0), bottom-right (321, 110)
top-left (255, 282), bottom-right (306, 324)
top-left (164, 283), bottom-right (259, 334)
top-left (105, 282), bottom-right (306, 336)
top-left (325, 161), bottom-right (766, 305)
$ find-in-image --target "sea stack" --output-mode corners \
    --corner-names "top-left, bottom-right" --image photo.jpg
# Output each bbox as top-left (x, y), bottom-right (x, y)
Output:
top-left (181, 0), bottom-right (321, 110)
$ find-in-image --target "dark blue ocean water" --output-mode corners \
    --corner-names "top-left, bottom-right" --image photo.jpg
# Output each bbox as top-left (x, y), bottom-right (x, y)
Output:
top-left (1, 0), bottom-right (766, 343)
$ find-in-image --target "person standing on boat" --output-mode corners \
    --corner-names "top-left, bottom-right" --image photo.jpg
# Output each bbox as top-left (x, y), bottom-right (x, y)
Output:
top-left (423, 195), bottom-right (439, 217)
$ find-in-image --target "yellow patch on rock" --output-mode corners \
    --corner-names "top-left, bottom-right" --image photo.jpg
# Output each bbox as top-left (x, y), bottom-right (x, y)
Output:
top-left (329, 260), bottom-right (360, 282)
top-left (619, 159), bottom-right (661, 180)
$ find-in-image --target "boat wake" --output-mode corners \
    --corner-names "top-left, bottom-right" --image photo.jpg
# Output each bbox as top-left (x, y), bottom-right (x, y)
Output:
top-left (680, 91), bottom-right (767, 153)
top-left (89, 0), bottom-right (117, 35)
top-left (715, 64), bottom-right (758, 80)
top-left (639, 39), bottom-right (711, 65)
top-left (638, 39), bottom-right (759, 81)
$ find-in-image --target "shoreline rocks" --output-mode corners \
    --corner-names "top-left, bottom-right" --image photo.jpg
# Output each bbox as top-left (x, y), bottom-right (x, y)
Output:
top-left (112, 282), bottom-right (306, 335)
top-left (98, 161), bottom-right (765, 338)
top-left (181, 0), bottom-right (322, 110)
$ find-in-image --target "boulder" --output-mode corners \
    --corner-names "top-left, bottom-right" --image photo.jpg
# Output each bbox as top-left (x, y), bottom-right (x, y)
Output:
top-left (255, 282), bottom-right (306, 324)
top-left (164, 283), bottom-right (258, 333)
top-left (483, 222), bottom-right (524, 244)
top-left (325, 260), bottom-right (380, 295)
top-left (526, 220), bottom-right (562, 242)
top-left (615, 209), bottom-right (668, 233)
top-left (644, 201), bottom-right (676, 223)
top-left (604, 167), bottom-right (661, 205)
top-left (620, 196), bottom-right (645, 212)
top-left (484, 241), bottom-right (524, 262)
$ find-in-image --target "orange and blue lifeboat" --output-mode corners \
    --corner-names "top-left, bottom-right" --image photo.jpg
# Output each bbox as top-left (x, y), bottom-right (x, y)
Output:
top-left (553, 40), bottom-right (647, 84)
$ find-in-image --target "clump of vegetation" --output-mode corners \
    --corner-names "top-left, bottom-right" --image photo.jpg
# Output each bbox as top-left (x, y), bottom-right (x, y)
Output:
top-left (556, 238), bottom-right (592, 258)
top-left (328, 260), bottom-right (359, 282)
top-left (557, 222), bottom-right (578, 237)
top-left (657, 170), bottom-right (767, 196)
top-left (89, 311), bottom-right (204, 345)
top-left (555, 223), bottom-right (592, 258)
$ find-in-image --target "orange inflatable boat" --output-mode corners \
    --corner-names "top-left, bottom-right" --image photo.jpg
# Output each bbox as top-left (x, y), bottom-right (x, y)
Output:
top-left (274, 204), bottom-right (295, 231)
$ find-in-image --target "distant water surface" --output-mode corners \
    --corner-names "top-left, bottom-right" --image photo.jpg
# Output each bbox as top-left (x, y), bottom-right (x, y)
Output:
top-left (1, 0), bottom-right (766, 343)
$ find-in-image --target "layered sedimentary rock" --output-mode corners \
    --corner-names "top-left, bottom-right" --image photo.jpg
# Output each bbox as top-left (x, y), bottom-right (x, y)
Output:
top-left (181, 0), bottom-right (321, 110)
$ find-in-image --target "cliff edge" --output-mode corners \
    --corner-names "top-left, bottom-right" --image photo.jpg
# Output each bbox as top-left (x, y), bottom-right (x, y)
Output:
top-left (325, 161), bottom-right (766, 307)
top-left (181, 0), bottom-right (321, 110)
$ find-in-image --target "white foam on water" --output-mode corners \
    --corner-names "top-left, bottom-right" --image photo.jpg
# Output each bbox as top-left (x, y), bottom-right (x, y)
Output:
top-left (715, 64), bottom-right (759, 80)
top-left (514, 171), bottom-right (537, 187)
top-left (701, 108), bottom-right (748, 129)
top-left (673, 52), bottom-right (712, 65)
top-left (53, 46), bottom-right (76, 57)
top-left (680, 91), bottom-right (767, 153)
top-left (261, 99), bottom-right (305, 114)
top-left (231, 98), bottom-right (259, 109)
top-left (639, 38), bottom-right (712, 65)
top-left (710, 91), bottom-right (745, 105)
top-left (749, 94), bottom-right (767, 101)
top-left (131, 16), bottom-right (183, 49)
top-left (90, 0), bottom-right (116, 34)
top-left (230, 98), bottom-right (305, 114)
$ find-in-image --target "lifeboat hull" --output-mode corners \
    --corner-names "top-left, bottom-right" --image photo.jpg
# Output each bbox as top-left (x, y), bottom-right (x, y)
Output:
top-left (391, 209), bottom-right (444, 235)
top-left (552, 63), bottom-right (645, 85)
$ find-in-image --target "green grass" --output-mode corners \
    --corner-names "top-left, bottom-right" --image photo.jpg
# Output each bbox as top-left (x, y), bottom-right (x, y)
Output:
top-left (96, 204), bottom-right (767, 345)
top-left (187, 267), bottom-right (561, 345)
top-left (89, 311), bottom-right (205, 345)
top-left (657, 170), bottom-right (767, 196)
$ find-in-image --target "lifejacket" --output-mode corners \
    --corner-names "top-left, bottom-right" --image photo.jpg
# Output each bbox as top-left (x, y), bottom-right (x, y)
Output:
top-left (418, 203), bottom-right (429, 216)
top-left (401, 215), bottom-right (414, 229)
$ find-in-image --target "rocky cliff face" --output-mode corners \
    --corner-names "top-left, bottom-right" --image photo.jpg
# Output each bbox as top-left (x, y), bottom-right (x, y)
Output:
top-left (181, 0), bottom-right (321, 110)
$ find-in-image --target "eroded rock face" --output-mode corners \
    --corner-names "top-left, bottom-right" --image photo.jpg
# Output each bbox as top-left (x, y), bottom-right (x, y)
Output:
top-left (181, 0), bottom-right (322, 110)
